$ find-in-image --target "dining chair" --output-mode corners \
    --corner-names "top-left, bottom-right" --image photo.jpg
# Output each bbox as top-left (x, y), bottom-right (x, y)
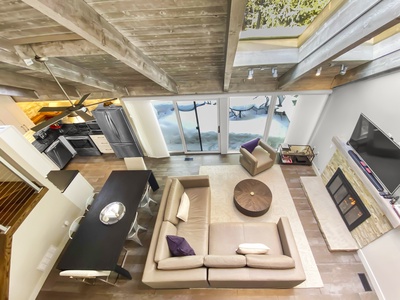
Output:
top-left (68, 215), bottom-right (85, 239)
top-left (126, 212), bottom-right (147, 246)
top-left (59, 247), bottom-right (129, 286)
top-left (124, 157), bottom-right (157, 215)
top-left (59, 270), bottom-right (115, 286)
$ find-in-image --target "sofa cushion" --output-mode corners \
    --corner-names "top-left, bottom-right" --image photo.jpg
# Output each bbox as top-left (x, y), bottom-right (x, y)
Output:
top-left (204, 255), bottom-right (246, 268)
top-left (164, 179), bottom-right (185, 225)
top-left (209, 222), bottom-right (283, 256)
top-left (176, 192), bottom-right (190, 222)
top-left (246, 254), bottom-right (295, 269)
top-left (236, 243), bottom-right (270, 255)
top-left (252, 146), bottom-right (272, 165)
top-left (154, 221), bottom-right (177, 263)
top-left (241, 138), bottom-right (260, 153)
top-left (166, 235), bottom-right (196, 257)
top-left (157, 255), bottom-right (204, 270)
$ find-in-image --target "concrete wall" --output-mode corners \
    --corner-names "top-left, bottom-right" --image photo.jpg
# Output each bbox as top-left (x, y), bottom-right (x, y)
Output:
top-left (310, 71), bottom-right (400, 175)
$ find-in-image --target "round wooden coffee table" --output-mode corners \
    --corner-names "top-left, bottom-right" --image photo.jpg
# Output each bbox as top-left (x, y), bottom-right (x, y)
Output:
top-left (233, 179), bottom-right (272, 217)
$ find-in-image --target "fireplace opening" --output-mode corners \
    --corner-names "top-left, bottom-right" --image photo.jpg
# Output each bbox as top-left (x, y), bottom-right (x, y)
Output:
top-left (326, 168), bottom-right (371, 231)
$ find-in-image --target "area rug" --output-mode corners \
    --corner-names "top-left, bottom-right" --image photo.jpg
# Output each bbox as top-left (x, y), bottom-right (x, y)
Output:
top-left (199, 164), bottom-right (323, 288)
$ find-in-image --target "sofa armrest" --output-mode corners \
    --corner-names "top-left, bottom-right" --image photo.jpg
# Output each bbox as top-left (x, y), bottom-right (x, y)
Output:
top-left (259, 140), bottom-right (277, 162)
top-left (240, 147), bottom-right (258, 164)
top-left (174, 175), bottom-right (210, 189)
top-left (277, 217), bottom-right (298, 259)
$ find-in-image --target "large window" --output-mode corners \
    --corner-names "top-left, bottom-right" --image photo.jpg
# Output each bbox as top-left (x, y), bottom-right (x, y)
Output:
top-left (152, 101), bottom-right (183, 152)
top-left (228, 96), bottom-right (270, 151)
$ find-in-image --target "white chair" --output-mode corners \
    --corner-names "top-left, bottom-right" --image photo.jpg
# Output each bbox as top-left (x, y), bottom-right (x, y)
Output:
top-left (59, 248), bottom-right (129, 286)
top-left (68, 216), bottom-right (84, 239)
top-left (85, 193), bottom-right (97, 211)
top-left (126, 212), bottom-right (147, 246)
top-left (59, 270), bottom-right (114, 286)
top-left (124, 157), bottom-right (157, 215)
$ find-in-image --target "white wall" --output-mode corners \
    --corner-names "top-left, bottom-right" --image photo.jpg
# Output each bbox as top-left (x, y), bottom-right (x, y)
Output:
top-left (310, 71), bottom-right (400, 174)
top-left (123, 100), bottom-right (170, 158)
top-left (0, 126), bottom-right (92, 300)
top-left (309, 70), bottom-right (400, 300)
top-left (284, 94), bottom-right (328, 145)
top-left (359, 227), bottom-right (400, 300)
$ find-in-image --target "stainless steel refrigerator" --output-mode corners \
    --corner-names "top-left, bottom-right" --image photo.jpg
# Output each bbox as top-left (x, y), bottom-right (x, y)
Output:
top-left (92, 105), bottom-right (143, 158)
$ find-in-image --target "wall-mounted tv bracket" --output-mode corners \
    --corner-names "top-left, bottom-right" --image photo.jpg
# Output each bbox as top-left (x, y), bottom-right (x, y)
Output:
top-left (348, 150), bottom-right (384, 192)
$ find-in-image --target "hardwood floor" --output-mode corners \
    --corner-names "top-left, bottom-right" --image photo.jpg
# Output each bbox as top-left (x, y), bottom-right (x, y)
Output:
top-left (37, 154), bottom-right (377, 300)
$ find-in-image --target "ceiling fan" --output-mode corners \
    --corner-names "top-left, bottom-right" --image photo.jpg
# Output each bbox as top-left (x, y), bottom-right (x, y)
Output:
top-left (31, 56), bottom-right (117, 132)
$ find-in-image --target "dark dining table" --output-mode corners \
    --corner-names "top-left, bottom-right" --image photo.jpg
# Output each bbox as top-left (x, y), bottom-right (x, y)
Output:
top-left (57, 170), bottom-right (159, 279)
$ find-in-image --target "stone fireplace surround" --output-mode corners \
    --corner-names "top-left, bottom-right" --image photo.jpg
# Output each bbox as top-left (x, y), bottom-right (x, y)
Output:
top-left (321, 136), bottom-right (397, 247)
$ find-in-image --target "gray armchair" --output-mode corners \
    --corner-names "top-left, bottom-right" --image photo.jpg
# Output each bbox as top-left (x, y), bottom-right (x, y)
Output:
top-left (239, 139), bottom-right (277, 176)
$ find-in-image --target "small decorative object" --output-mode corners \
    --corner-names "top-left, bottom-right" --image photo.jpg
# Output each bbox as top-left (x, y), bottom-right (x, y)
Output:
top-left (99, 202), bottom-right (126, 225)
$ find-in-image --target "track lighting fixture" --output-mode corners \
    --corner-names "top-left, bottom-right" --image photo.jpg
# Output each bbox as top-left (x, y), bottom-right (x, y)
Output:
top-left (247, 68), bottom-right (254, 80)
top-left (339, 64), bottom-right (347, 75)
top-left (272, 67), bottom-right (278, 78)
top-left (315, 67), bottom-right (322, 76)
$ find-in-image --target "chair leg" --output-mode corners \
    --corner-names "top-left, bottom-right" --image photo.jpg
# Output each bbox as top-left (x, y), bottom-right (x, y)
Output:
top-left (127, 231), bottom-right (143, 246)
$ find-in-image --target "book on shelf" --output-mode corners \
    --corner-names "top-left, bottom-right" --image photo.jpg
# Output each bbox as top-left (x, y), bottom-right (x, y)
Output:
top-left (281, 155), bottom-right (292, 163)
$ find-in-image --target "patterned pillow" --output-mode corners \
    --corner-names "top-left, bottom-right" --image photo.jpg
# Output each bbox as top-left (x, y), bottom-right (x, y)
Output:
top-left (166, 235), bottom-right (196, 257)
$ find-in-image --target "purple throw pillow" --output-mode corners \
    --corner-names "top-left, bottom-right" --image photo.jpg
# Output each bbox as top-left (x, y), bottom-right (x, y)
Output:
top-left (166, 235), bottom-right (196, 257)
top-left (241, 138), bottom-right (260, 153)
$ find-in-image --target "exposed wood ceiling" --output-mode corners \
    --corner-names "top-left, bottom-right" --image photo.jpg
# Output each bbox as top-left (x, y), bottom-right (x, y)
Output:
top-left (0, 0), bottom-right (399, 101)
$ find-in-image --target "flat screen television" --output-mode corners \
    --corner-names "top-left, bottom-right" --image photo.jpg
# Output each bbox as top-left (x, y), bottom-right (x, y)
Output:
top-left (348, 113), bottom-right (400, 194)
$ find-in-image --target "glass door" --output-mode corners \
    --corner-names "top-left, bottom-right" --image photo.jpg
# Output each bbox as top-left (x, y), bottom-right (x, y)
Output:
top-left (176, 100), bottom-right (219, 152)
top-left (228, 96), bottom-right (270, 151)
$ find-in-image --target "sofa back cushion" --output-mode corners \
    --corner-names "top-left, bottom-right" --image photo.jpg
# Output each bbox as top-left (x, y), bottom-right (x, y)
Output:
top-left (154, 221), bottom-right (177, 263)
top-left (209, 222), bottom-right (283, 255)
top-left (164, 179), bottom-right (185, 225)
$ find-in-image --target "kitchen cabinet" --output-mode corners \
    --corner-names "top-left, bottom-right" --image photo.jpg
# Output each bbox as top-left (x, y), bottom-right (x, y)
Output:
top-left (89, 134), bottom-right (114, 153)
top-left (0, 96), bottom-right (34, 134)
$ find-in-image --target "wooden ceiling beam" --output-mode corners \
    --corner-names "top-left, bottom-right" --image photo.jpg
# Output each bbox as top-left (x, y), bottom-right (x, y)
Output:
top-left (223, 0), bottom-right (247, 92)
top-left (0, 85), bottom-right (38, 98)
top-left (278, 1), bottom-right (400, 89)
top-left (332, 50), bottom-right (400, 87)
top-left (297, 0), bottom-right (347, 47)
top-left (22, 0), bottom-right (179, 93)
top-left (0, 69), bottom-right (78, 97)
top-left (298, 0), bottom-right (381, 62)
top-left (14, 45), bottom-right (127, 95)
top-left (29, 40), bottom-right (104, 57)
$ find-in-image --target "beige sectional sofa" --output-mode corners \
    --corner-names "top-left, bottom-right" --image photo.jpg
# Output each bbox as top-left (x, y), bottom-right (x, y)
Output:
top-left (142, 175), bottom-right (306, 289)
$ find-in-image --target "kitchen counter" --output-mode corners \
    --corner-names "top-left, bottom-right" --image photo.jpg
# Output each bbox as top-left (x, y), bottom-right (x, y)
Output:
top-left (47, 170), bottom-right (79, 193)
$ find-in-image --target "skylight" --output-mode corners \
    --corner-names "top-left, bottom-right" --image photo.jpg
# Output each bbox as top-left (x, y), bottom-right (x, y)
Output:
top-left (241, 0), bottom-right (331, 39)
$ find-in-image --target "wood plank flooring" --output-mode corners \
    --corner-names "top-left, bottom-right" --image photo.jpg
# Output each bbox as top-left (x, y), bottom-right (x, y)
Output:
top-left (37, 154), bottom-right (377, 300)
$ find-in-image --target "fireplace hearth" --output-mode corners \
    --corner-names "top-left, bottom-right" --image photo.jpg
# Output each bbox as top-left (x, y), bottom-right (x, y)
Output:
top-left (326, 168), bottom-right (371, 231)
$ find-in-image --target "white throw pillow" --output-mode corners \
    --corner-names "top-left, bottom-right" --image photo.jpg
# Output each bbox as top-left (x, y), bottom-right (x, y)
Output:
top-left (236, 243), bottom-right (270, 255)
top-left (176, 192), bottom-right (190, 222)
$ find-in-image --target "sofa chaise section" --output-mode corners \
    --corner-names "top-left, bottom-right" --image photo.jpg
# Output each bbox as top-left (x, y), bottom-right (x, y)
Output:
top-left (142, 175), bottom-right (211, 288)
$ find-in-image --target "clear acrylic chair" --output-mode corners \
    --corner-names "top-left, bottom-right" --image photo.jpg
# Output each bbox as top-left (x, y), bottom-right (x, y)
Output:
top-left (126, 212), bottom-right (147, 246)
top-left (124, 157), bottom-right (157, 215)
top-left (68, 215), bottom-right (85, 239)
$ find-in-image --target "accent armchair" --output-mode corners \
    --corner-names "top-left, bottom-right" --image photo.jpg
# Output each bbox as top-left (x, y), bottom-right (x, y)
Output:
top-left (239, 138), bottom-right (277, 176)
